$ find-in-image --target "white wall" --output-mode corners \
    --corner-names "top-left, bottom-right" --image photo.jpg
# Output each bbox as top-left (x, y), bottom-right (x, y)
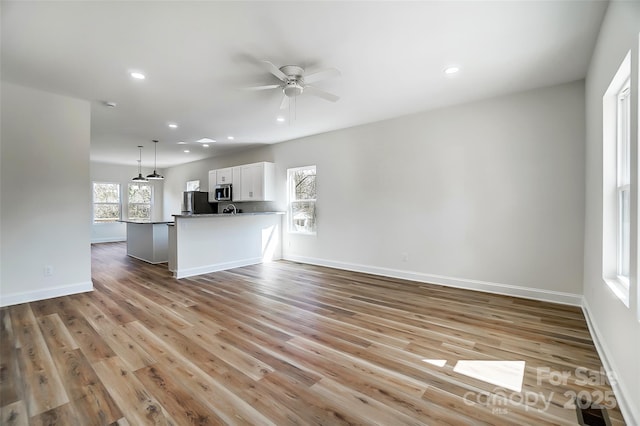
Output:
top-left (90, 161), bottom-right (165, 243)
top-left (1, 82), bottom-right (92, 306)
top-left (281, 81), bottom-right (585, 303)
top-left (584, 1), bottom-right (640, 423)
top-left (166, 80), bottom-right (586, 304)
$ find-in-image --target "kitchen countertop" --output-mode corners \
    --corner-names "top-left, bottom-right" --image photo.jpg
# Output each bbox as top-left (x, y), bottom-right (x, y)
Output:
top-left (119, 220), bottom-right (175, 224)
top-left (172, 212), bottom-right (285, 218)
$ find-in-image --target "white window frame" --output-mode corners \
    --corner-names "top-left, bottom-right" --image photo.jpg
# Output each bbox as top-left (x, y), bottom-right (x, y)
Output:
top-left (616, 79), bottom-right (631, 281)
top-left (92, 182), bottom-right (121, 223)
top-left (186, 180), bottom-right (200, 191)
top-left (602, 52), bottom-right (631, 307)
top-left (287, 165), bottom-right (317, 235)
top-left (127, 182), bottom-right (153, 221)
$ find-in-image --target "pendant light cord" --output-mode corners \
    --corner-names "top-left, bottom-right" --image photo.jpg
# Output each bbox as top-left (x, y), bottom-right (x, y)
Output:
top-left (146, 139), bottom-right (164, 180)
top-left (138, 146), bottom-right (143, 174)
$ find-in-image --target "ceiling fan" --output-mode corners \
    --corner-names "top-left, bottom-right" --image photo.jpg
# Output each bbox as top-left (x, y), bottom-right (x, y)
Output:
top-left (246, 61), bottom-right (341, 109)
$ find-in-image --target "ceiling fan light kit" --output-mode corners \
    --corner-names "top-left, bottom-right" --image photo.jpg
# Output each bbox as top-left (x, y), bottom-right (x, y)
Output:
top-left (247, 60), bottom-right (341, 111)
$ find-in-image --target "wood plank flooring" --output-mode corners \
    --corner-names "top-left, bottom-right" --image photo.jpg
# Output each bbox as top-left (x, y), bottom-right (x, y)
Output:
top-left (0, 242), bottom-right (626, 425)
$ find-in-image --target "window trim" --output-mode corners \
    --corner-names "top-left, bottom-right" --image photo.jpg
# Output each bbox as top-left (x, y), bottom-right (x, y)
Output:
top-left (616, 80), bottom-right (631, 279)
top-left (602, 51), bottom-right (632, 307)
top-left (92, 181), bottom-right (121, 224)
top-left (287, 165), bottom-right (317, 235)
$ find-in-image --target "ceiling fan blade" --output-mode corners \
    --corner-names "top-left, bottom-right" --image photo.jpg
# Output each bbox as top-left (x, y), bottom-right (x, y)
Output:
top-left (304, 68), bottom-right (341, 84)
top-left (304, 86), bottom-right (340, 102)
top-left (262, 60), bottom-right (288, 82)
top-left (280, 94), bottom-right (290, 110)
top-left (244, 84), bottom-right (281, 91)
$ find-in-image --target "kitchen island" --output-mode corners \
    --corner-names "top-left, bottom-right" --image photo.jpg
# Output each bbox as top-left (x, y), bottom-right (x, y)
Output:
top-left (120, 220), bottom-right (173, 264)
top-left (169, 212), bottom-right (284, 278)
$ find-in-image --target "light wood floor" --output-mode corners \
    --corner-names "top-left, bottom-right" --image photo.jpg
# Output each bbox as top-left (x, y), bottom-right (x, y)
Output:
top-left (1, 242), bottom-right (625, 425)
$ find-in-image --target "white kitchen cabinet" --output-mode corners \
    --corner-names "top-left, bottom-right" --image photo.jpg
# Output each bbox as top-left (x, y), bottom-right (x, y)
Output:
top-left (207, 170), bottom-right (216, 202)
top-left (232, 162), bottom-right (275, 201)
top-left (216, 167), bottom-right (233, 184)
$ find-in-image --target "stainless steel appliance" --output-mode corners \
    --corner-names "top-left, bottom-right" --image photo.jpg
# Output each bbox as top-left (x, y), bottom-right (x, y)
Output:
top-left (183, 191), bottom-right (217, 214)
top-left (214, 184), bottom-right (232, 201)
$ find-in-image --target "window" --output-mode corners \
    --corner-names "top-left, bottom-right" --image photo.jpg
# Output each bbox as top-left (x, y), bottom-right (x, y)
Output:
top-left (616, 79), bottom-right (631, 279)
top-left (602, 51), bottom-right (631, 306)
top-left (93, 182), bottom-right (121, 223)
top-left (128, 183), bottom-right (152, 220)
top-left (288, 166), bottom-right (316, 234)
top-left (186, 180), bottom-right (200, 191)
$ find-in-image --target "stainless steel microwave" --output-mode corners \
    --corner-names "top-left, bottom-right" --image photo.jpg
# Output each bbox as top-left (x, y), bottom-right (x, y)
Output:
top-left (214, 184), bottom-right (232, 201)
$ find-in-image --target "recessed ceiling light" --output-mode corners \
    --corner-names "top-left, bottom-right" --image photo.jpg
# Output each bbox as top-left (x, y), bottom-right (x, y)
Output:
top-left (227, 136), bottom-right (234, 140)
top-left (197, 138), bottom-right (215, 143)
top-left (177, 141), bottom-right (186, 145)
top-left (130, 72), bottom-right (146, 80)
top-left (444, 66), bottom-right (460, 75)
top-left (183, 150), bottom-right (190, 153)
top-left (168, 123), bottom-right (178, 129)
top-left (202, 144), bottom-right (210, 148)
top-left (276, 117), bottom-right (285, 122)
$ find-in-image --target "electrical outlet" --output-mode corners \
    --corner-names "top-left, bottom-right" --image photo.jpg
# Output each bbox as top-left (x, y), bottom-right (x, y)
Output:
top-left (44, 265), bottom-right (53, 276)
top-left (401, 252), bottom-right (409, 262)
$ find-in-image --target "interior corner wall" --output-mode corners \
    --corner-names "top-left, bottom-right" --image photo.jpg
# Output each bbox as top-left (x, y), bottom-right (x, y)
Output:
top-left (1, 82), bottom-right (92, 307)
top-left (274, 81), bottom-right (586, 304)
top-left (90, 161), bottom-right (165, 243)
top-left (584, 1), bottom-right (640, 423)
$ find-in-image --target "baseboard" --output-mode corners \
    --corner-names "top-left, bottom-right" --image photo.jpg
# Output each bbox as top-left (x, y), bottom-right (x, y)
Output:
top-left (582, 299), bottom-right (638, 425)
top-left (174, 257), bottom-right (264, 279)
top-left (283, 254), bottom-right (583, 306)
top-left (91, 237), bottom-right (126, 244)
top-left (126, 254), bottom-right (168, 265)
top-left (0, 281), bottom-right (93, 307)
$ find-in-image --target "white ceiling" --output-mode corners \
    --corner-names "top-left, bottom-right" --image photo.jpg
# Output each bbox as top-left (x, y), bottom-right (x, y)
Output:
top-left (2, 1), bottom-right (607, 169)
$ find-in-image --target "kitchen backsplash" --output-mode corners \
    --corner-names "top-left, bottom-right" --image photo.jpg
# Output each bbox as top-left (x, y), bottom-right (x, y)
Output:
top-left (216, 201), bottom-right (279, 214)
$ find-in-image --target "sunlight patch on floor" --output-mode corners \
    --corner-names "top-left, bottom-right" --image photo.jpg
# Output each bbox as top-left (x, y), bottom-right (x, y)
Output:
top-left (422, 359), bottom-right (447, 367)
top-left (453, 360), bottom-right (526, 392)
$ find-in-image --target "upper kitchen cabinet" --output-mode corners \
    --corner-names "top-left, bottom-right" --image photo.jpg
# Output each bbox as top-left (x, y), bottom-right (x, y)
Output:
top-left (208, 167), bottom-right (235, 202)
top-left (233, 162), bottom-right (275, 202)
top-left (216, 168), bottom-right (233, 185)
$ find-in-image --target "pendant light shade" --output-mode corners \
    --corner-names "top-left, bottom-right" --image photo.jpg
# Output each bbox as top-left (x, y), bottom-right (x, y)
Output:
top-left (146, 139), bottom-right (164, 180)
top-left (132, 145), bottom-right (148, 182)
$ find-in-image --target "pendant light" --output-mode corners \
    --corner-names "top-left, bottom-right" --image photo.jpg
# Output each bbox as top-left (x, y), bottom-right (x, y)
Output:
top-left (132, 146), bottom-right (148, 182)
top-left (146, 139), bottom-right (164, 180)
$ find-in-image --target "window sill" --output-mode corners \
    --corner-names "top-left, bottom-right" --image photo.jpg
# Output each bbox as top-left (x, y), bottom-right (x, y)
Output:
top-left (288, 231), bottom-right (317, 236)
top-left (603, 276), bottom-right (630, 308)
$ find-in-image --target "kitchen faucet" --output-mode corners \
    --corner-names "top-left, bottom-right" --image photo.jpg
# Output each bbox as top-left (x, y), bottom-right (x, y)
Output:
top-left (224, 203), bottom-right (237, 214)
